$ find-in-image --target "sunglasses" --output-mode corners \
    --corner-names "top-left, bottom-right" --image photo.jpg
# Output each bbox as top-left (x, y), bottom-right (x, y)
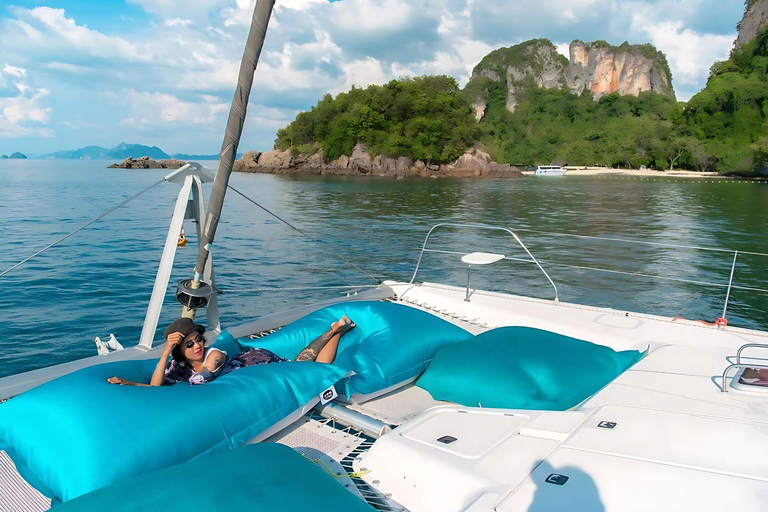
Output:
top-left (184, 335), bottom-right (205, 349)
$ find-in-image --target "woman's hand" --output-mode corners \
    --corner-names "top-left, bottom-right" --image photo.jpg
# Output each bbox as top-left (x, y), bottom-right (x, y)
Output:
top-left (107, 377), bottom-right (147, 386)
top-left (165, 332), bottom-right (183, 352)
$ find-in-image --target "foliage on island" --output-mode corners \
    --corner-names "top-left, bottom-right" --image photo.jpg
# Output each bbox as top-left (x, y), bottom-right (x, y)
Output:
top-left (476, 28), bottom-right (768, 175)
top-left (470, 39), bottom-right (568, 82)
top-left (274, 26), bottom-right (768, 176)
top-left (677, 25), bottom-right (768, 175)
top-left (476, 79), bottom-right (682, 170)
top-left (274, 76), bottom-right (480, 164)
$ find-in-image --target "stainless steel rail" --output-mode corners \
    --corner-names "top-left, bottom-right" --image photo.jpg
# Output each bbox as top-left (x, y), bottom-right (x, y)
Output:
top-left (511, 228), bottom-right (768, 323)
top-left (412, 224), bottom-right (768, 323)
top-left (410, 223), bottom-right (559, 302)
top-left (721, 363), bottom-right (768, 392)
top-left (736, 343), bottom-right (768, 364)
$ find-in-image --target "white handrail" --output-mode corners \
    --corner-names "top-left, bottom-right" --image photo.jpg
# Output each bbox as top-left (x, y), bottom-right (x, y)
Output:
top-left (736, 343), bottom-right (768, 364)
top-left (412, 224), bottom-right (768, 321)
top-left (722, 363), bottom-right (768, 392)
top-left (410, 223), bottom-right (559, 302)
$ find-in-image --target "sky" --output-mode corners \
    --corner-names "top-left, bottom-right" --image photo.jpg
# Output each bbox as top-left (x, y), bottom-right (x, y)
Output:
top-left (0, 0), bottom-right (747, 156)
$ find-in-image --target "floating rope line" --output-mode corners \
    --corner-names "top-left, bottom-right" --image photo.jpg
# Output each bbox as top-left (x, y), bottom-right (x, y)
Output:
top-left (0, 178), bottom-right (166, 279)
top-left (218, 284), bottom-right (381, 293)
top-left (226, 184), bottom-right (383, 283)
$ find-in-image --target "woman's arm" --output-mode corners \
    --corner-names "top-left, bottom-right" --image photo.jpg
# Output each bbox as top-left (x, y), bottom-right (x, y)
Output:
top-left (149, 333), bottom-right (182, 386)
top-left (204, 348), bottom-right (227, 372)
top-left (107, 332), bottom-right (182, 386)
top-left (107, 377), bottom-right (150, 387)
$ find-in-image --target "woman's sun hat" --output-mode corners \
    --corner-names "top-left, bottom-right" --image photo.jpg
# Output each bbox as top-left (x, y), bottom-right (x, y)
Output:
top-left (163, 318), bottom-right (205, 340)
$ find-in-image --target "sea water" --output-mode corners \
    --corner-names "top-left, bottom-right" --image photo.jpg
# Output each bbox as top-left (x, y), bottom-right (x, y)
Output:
top-left (1, 159), bottom-right (767, 378)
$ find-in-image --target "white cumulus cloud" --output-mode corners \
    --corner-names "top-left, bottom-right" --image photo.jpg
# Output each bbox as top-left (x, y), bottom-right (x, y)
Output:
top-left (0, 0), bottom-right (748, 152)
top-left (0, 65), bottom-right (52, 137)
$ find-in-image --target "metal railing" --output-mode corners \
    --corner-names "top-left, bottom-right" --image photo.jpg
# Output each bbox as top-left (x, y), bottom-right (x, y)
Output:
top-left (510, 228), bottom-right (768, 323)
top-left (736, 343), bottom-right (768, 364)
top-left (409, 224), bottom-right (768, 323)
top-left (722, 363), bottom-right (768, 393)
top-left (410, 223), bottom-right (559, 302)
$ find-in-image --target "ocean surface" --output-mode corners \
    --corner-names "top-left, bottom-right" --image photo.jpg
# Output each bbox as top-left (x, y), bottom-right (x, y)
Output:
top-left (1, 159), bottom-right (767, 378)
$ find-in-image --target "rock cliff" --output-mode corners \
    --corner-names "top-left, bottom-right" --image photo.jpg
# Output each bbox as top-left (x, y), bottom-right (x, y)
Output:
top-left (232, 146), bottom-right (523, 179)
top-left (735, 0), bottom-right (768, 50)
top-left (466, 39), bottom-right (675, 119)
top-left (107, 156), bottom-right (186, 169)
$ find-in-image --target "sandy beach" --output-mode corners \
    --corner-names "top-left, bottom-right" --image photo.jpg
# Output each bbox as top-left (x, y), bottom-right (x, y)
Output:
top-left (521, 167), bottom-right (726, 178)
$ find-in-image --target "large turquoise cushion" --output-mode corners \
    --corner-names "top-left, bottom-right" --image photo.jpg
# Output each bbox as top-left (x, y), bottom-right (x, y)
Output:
top-left (238, 301), bottom-right (472, 399)
top-left (416, 326), bottom-right (644, 410)
top-left (0, 358), bottom-right (347, 502)
top-left (56, 443), bottom-right (374, 512)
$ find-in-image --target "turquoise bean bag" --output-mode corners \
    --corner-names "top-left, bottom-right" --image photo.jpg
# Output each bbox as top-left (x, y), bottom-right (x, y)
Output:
top-left (0, 358), bottom-right (347, 502)
top-left (56, 443), bottom-right (375, 512)
top-left (238, 301), bottom-right (472, 400)
top-left (417, 326), bottom-right (644, 410)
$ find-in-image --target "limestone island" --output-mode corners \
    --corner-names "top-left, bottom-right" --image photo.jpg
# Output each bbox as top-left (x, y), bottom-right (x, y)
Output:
top-left (233, 146), bottom-right (523, 179)
top-left (108, 156), bottom-right (186, 169)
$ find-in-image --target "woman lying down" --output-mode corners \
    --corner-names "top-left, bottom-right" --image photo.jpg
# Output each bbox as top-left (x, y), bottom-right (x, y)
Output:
top-left (108, 316), bottom-right (355, 386)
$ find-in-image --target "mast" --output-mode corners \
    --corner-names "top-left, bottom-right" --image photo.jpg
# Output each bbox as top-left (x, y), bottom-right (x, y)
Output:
top-left (177, 0), bottom-right (276, 317)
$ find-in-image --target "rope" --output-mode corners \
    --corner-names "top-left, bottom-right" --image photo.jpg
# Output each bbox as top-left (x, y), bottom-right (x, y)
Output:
top-left (218, 284), bottom-right (381, 293)
top-left (0, 179), bottom-right (166, 279)
top-left (300, 453), bottom-right (372, 479)
top-left (226, 185), bottom-right (383, 283)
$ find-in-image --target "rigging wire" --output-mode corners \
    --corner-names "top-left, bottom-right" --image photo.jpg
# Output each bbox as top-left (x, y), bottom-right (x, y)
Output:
top-left (226, 184), bottom-right (383, 284)
top-left (513, 227), bottom-right (768, 258)
top-left (0, 178), bottom-right (166, 279)
top-left (420, 248), bottom-right (768, 294)
top-left (218, 284), bottom-right (381, 293)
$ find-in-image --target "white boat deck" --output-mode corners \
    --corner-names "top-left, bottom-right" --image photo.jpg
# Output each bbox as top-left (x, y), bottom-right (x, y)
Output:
top-left (3, 280), bottom-right (768, 511)
top-left (346, 282), bottom-right (768, 512)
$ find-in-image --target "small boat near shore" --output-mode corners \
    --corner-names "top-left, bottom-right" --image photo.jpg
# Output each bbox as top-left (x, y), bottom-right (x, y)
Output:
top-left (533, 165), bottom-right (567, 176)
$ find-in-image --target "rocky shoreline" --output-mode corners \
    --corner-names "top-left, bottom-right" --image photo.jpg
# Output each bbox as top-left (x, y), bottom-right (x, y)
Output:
top-left (232, 145), bottom-right (523, 178)
top-left (108, 156), bottom-right (186, 169)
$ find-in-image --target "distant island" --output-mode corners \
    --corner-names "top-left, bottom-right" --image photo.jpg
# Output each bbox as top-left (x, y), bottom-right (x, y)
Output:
top-left (172, 153), bottom-right (234, 160)
top-left (2, 152), bottom-right (28, 159)
top-left (37, 143), bottom-right (229, 161)
top-left (45, 142), bottom-right (170, 160)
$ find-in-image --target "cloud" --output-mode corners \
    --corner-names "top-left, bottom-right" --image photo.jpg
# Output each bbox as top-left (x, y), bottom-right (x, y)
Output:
top-left (3, 64), bottom-right (26, 79)
top-left (46, 62), bottom-right (94, 74)
top-left (119, 90), bottom-right (228, 128)
top-left (0, 0), bottom-right (748, 153)
top-left (0, 65), bottom-right (52, 137)
top-left (17, 7), bottom-right (153, 63)
top-left (163, 18), bottom-right (192, 27)
top-left (630, 8), bottom-right (735, 100)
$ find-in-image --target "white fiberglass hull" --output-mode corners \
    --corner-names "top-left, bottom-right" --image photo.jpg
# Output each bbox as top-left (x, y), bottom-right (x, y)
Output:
top-left (534, 169), bottom-right (567, 176)
top-left (2, 280), bottom-right (768, 512)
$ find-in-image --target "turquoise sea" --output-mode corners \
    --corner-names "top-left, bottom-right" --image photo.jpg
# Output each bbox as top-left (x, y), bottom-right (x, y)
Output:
top-left (1, 159), bottom-right (768, 378)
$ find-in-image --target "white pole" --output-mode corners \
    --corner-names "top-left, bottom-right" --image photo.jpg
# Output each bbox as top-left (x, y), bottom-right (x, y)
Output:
top-left (138, 175), bottom-right (194, 349)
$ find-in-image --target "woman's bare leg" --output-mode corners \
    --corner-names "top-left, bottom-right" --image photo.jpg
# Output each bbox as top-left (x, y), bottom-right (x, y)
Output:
top-left (315, 333), bottom-right (341, 364)
top-left (295, 316), bottom-right (354, 362)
